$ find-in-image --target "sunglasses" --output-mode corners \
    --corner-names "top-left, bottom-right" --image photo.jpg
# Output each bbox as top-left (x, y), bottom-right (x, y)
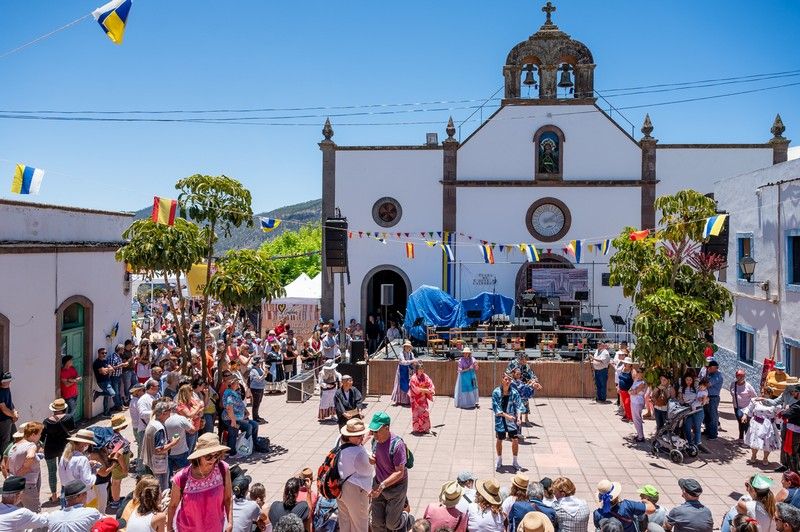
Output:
top-left (200, 452), bottom-right (221, 462)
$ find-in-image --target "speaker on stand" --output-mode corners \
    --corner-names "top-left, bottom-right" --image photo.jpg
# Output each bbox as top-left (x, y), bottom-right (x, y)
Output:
top-left (338, 362), bottom-right (368, 397)
top-left (350, 339), bottom-right (365, 364)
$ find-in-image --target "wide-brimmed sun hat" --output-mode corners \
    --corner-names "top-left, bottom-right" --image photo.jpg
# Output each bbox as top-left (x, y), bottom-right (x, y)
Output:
top-left (340, 418), bottom-right (369, 437)
top-left (68, 429), bottom-right (96, 446)
top-left (476, 478), bottom-right (502, 506)
top-left (597, 479), bottom-right (623, 500)
top-left (512, 473), bottom-right (530, 491)
top-left (440, 481), bottom-right (463, 508)
top-left (187, 432), bottom-right (230, 460)
top-left (111, 413), bottom-right (128, 431)
top-left (49, 398), bottom-right (68, 412)
top-left (403, 340), bottom-right (413, 347)
top-left (518, 512), bottom-right (555, 532)
top-left (621, 357), bottom-right (634, 365)
top-left (462, 347), bottom-right (472, 354)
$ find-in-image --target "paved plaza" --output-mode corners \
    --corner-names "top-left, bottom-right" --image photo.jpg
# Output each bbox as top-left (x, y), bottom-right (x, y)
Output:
top-left (42, 391), bottom-right (778, 524)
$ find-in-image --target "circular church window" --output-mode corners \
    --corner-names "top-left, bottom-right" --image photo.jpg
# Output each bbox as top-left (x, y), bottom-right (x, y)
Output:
top-left (372, 197), bottom-right (402, 227)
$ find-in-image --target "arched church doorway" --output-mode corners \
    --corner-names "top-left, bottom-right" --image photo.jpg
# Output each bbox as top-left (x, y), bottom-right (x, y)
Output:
top-left (515, 253), bottom-right (574, 298)
top-left (360, 266), bottom-right (410, 337)
top-left (56, 296), bottom-right (93, 421)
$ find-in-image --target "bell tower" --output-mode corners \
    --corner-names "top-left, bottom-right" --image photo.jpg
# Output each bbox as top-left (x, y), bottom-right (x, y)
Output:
top-left (503, 2), bottom-right (596, 102)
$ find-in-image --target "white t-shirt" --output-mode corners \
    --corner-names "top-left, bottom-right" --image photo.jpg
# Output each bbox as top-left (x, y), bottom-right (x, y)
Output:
top-left (591, 349), bottom-right (611, 371)
top-left (466, 503), bottom-right (504, 532)
top-left (232, 498), bottom-right (262, 532)
top-left (165, 413), bottom-right (195, 455)
top-left (338, 444), bottom-right (373, 492)
top-left (0, 503), bottom-right (49, 531)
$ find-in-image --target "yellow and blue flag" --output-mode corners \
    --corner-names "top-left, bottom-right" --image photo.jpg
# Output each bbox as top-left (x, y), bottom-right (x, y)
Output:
top-left (11, 164), bottom-right (44, 195)
top-left (521, 244), bottom-right (539, 263)
top-left (600, 239), bottom-right (611, 256)
top-left (260, 217), bottom-right (282, 233)
top-left (441, 244), bottom-right (455, 261)
top-left (703, 214), bottom-right (727, 238)
top-left (92, 0), bottom-right (132, 45)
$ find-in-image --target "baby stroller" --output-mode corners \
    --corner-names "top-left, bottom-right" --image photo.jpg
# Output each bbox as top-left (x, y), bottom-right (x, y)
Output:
top-left (651, 400), bottom-right (699, 464)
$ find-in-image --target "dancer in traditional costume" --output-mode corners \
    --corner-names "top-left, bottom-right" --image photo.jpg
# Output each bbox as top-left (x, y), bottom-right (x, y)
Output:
top-left (409, 363), bottom-right (436, 434)
top-left (741, 397), bottom-right (782, 464)
top-left (318, 360), bottom-right (341, 421)
top-left (390, 340), bottom-right (416, 406)
top-left (454, 347), bottom-right (479, 409)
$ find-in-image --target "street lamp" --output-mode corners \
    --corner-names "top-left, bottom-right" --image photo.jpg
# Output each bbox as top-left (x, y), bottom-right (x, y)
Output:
top-left (739, 255), bottom-right (756, 282)
top-left (738, 255), bottom-right (769, 293)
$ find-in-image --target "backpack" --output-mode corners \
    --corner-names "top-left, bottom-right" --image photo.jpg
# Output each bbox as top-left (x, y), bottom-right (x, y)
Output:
top-left (313, 497), bottom-right (339, 532)
top-left (317, 442), bottom-right (354, 499)
top-left (371, 435), bottom-right (414, 469)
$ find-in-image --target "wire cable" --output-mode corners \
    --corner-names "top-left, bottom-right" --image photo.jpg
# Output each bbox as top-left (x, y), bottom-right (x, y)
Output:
top-left (0, 14), bottom-right (91, 60)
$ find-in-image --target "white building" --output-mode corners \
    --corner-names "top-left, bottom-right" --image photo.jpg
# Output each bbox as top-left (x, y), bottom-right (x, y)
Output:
top-left (0, 199), bottom-right (132, 421)
top-left (320, 4), bottom-right (790, 334)
top-left (713, 157), bottom-right (800, 383)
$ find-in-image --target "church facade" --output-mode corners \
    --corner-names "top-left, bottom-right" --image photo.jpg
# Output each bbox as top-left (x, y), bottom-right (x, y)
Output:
top-left (319, 4), bottom-right (789, 333)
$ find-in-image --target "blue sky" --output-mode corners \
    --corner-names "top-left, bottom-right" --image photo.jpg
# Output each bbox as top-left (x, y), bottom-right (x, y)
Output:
top-left (1, 1), bottom-right (798, 213)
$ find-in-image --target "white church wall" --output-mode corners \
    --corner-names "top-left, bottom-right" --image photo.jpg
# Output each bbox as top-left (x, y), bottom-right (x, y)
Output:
top-left (0, 251), bottom-right (129, 421)
top-left (457, 105), bottom-right (642, 181)
top-left (0, 201), bottom-right (131, 243)
top-left (655, 148), bottom-right (773, 197)
top-left (333, 149), bottom-right (444, 325)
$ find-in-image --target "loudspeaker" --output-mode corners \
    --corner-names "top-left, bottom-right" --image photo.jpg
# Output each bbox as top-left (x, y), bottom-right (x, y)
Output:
top-left (338, 362), bottom-right (368, 395)
top-left (701, 211), bottom-right (729, 261)
top-left (350, 340), bottom-right (365, 364)
top-left (286, 371), bottom-right (315, 403)
top-left (380, 284), bottom-right (394, 306)
top-left (574, 290), bottom-right (589, 301)
top-left (324, 217), bottom-right (349, 272)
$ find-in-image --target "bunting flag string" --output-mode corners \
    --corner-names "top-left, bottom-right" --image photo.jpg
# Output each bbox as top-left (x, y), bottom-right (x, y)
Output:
top-left (600, 239), bottom-right (611, 255)
top-left (521, 244), bottom-right (539, 263)
top-left (405, 242), bottom-right (415, 259)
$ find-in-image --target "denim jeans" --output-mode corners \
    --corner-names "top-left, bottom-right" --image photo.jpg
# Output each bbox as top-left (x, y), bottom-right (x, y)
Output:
top-left (186, 432), bottom-right (198, 454)
top-left (654, 409), bottom-right (668, 431)
top-left (202, 413), bottom-right (215, 434)
top-left (96, 381), bottom-right (115, 415)
top-left (594, 368), bottom-right (608, 402)
top-left (222, 418), bottom-right (259, 456)
top-left (121, 371), bottom-right (135, 405)
top-left (684, 409), bottom-right (704, 445)
top-left (110, 375), bottom-right (122, 409)
top-left (65, 397), bottom-right (77, 416)
top-left (703, 395), bottom-right (720, 438)
top-left (168, 451), bottom-right (189, 479)
top-left (46, 457), bottom-right (59, 495)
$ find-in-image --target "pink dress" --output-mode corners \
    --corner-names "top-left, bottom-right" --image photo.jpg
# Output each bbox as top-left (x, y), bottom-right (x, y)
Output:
top-left (173, 461), bottom-right (229, 531)
top-left (409, 373), bottom-right (435, 433)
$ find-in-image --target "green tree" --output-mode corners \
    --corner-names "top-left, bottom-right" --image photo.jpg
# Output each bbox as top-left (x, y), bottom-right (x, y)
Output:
top-left (207, 249), bottom-right (285, 341)
top-left (608, 189), bottom-right (732, 382)
top-left (116, 218), bottom-right (210, 354)
top-left (176, 174), bottom-right (253, 376)
top-left (259, 224), bottom-right (322, 285)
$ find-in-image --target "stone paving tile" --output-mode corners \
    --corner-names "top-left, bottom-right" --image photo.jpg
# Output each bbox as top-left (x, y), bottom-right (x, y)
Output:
top-left (35, 391), bottom-right (783, 528)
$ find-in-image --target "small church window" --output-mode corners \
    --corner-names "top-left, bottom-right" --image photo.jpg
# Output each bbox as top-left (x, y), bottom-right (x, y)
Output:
top-left (533, 125), bottom-right (565, 180)
top-left (372, 197), bottom-right (402, 228)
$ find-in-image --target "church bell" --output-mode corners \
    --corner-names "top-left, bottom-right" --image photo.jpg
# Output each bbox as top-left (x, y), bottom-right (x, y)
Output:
top-left (557, 64), bottom-right (574, 89)
top-left (523, 64), bottom-right (537, 87)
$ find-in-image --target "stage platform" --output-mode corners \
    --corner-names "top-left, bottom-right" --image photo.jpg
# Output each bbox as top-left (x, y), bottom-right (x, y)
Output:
top-left (372, 346), bottom-right (589, 362)
top-left (364, 355), bottom-right (614, 399)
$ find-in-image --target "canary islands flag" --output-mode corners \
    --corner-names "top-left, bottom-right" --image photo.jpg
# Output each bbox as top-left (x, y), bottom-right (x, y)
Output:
top-left (522, 244), bottom-right (539, 263)
top-left (151, 196), bottom-right (177, 226)
top-left (703, 214), bottom-right (727, 238)
top-left (600, 239), bottom-right (611, 256)
top-left (10, 164), bottom-right (44, 195)
top-left (441, 244), bottom-right (455, 261)
top-left (260, 217), bottom-right (282, 233)
top-left (93, 0), bottom-right (132, 44)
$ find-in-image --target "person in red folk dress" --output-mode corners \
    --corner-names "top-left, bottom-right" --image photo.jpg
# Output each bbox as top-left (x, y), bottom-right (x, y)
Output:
top-left (409, 364), bottom-right (435, 434)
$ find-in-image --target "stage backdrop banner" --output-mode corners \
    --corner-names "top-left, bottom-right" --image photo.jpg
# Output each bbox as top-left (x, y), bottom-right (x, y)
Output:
top-left (262, 302), bottom-right (319, 342)
top-left (528, 269), bottom-right (588, 298)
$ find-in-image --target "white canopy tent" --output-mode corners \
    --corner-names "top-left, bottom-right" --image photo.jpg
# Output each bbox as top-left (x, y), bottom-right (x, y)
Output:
top-left (272, 272), bottom-right (321, 304)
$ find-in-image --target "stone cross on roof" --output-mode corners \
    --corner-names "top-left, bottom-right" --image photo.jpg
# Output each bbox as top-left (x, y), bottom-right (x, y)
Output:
top-left (542, 2), bottom-right (556, 25)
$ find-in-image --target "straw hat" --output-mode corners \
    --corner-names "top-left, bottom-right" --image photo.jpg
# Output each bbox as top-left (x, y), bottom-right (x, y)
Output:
top-left (49, 398), bottom-right (68, 412)
top-left (187, 432), bottom-right (230, 460)
top-left (597, 479), bottom-right (623, 501)
top-left (322, 360), bottom-right (338, 370)
top-left (462, 347), bottom-right (472, 355)
top-left (111, 413), bottom-right (128, 431)
top-left (476, 478), bottom-right (502, 506)
top-left (512, 473), bottom-right (530, 491)
top-left (68, 429), bottom-right (96, 446)
top-left (439, 481), bottom-right (463, 508)
top-left (12, 422), bottom-right (28, 440)
top-left (403, 340), bottom-right (413, 347)
top-left (621, 357), bottom-right (634, 365)
top-left (517, 512), bottom-right (554, 532)
top-left (340, 418), bottom-right (369, 437)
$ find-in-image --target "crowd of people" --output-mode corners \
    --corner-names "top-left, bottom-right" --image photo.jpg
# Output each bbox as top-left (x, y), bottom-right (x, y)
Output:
top-left (1, 294), bottom-right (800, 531)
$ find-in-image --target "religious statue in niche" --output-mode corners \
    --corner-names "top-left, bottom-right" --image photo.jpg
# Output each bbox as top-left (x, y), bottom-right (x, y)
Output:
top-left (538, 131), bottom-right (560, 174)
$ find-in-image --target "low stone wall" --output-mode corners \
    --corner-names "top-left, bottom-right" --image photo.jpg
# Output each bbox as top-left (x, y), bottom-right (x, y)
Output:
top-left (715, 345), bottom-right (764, 393)
top-left (366, 358), bottom-right (616, 398)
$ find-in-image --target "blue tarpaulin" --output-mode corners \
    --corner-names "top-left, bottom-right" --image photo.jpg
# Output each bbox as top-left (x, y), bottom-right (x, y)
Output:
top-left (403, 286), bottom-right (515, 340)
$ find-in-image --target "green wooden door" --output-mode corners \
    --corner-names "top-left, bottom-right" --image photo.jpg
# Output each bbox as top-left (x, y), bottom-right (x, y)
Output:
top-left (61, 329), bottom-right (84, 421)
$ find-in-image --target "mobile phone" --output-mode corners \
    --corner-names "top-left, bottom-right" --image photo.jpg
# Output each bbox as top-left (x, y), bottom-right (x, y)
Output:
top-left (173, 434), bottom-right (180, 440)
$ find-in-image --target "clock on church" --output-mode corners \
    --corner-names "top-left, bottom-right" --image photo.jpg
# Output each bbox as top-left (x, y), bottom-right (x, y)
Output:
top-left (526, 197), bottom-right (571, 242)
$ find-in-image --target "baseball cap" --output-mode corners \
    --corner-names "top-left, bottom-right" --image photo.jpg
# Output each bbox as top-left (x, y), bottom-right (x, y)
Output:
top-left (457, 471), bottom-right (476, 483)
top-left (678, 478), bottom-right (702, 496)
top-left (368, 412), bottom-right (391, 431)
top-left (91, 517), bottom-right (122, 532)
top-left (637, 485), bottom-right (659, 499)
